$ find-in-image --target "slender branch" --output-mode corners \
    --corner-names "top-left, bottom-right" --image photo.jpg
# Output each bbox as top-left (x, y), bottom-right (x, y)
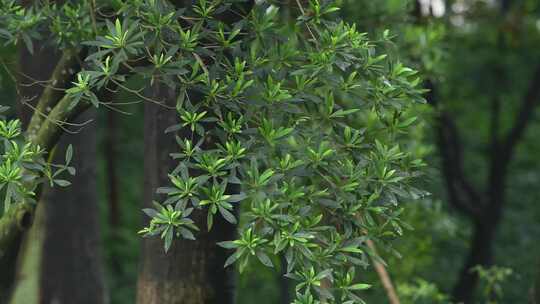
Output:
top-left (367, 240), bottom-right (401, 304)
top-left (356, 212), bottom-right (401, 304)
top-left (295, 0), bottom-right (306, 14)
top-left (294, 0), bottom-right (318, 46)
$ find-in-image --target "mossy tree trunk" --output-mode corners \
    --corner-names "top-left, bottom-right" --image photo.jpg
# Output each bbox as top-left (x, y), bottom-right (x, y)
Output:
top-left (6, 35), bottom-right (105, 303)
top-left (9, 110), bottom-right (105, 304)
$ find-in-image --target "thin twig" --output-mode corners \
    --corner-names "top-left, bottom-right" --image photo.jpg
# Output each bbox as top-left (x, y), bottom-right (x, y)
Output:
top-left (101, 102), bottom-right (133, 116)
top-left (111, 79), bottom-right (175, 109)
top-left (295, 0), bottom-right (318, 46)
top-left (21, 98), bottom-right (93, 134)
top-left (367, 239), bottom-right (401, 304)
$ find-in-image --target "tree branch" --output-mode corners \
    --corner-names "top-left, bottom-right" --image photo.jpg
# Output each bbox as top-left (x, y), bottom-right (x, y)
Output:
top-left (31, 95), bottom-right (91, 151)
top-left (427, 81), bottom-right (482, 217)
top-left (499, 64), bottom-right (540, 166)
top-left (489, 95), bottom-right (501, 154)
top-left (367, 239), bottom-right (401, 304)
top-left (26, 49), bottom-right (80, 140)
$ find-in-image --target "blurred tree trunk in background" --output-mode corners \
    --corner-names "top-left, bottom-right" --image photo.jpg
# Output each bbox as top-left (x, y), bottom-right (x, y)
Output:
top-left (136, 84), bottom-right (236, 304)
top-left (8, 41), bottom-right (105, 303)
top-left (278, 256), bottom-right (292, 304)
top-left (38, 110), bottom-right (104, 304)
top-left (415, 1), bottom-right (540, 302)
top-left (534, 261), bottom-right (540, 303)
top-left (0, 40), bottom-right (59, 302)
top-left (105, 104), bottom-right (122, 276)
top-left (105, 110), bottom-right (120, 228)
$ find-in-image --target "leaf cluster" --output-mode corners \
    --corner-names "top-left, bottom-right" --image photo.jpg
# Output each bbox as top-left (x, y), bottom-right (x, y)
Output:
top-left (0, 115), bottom-right (74, 212)
top-left (0, 0), bottom-right (428, 302)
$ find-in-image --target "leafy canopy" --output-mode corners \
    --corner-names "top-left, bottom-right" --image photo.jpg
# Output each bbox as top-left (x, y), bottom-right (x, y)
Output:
top-left (0, 0), bottom-right (427, 303)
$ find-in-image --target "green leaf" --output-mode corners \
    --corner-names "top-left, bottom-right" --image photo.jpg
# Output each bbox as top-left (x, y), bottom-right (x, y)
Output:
top-left (164, 228), bottom-right (173, 253)
top-left (218, 206), bottom-right (237, 224)
top-left (224, 251), bottom-right (242, 268)
top-left (65, 145), bottom-right (73, 164)
top-left (217, 241), bottom-right (239, 249)
top-left (54, 180), bottom-right (71, 187)
top-left (340, 246), bottom-right (363, 254)
top-left (142, 208), bottom-right (158, 218)
top-left (207, 211), bottom-right (214, 231)
top-left (178, 227), bottom-right (196, 240)
top-left (349, 283), bottom-right (371, 290)
top-left (256, 251), bottom-right (273, 268)
top-left (330, 108), bottom-right (360, 118)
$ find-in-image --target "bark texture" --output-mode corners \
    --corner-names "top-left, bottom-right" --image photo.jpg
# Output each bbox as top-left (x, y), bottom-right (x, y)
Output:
top-left (41, 109), bottom-right (104, 303)
top-left (136, 84), bottom-right (236, 304)
top-left (105, 103), bottom-right (122, 277)
top-left (136, 2), bottom-right (256, 302)
top-left (7, 32), bottom-right (105, 303)
top-left (0, 203), bottom-right (33, 301)
top-left (9, 109), bottom-right (105, 304)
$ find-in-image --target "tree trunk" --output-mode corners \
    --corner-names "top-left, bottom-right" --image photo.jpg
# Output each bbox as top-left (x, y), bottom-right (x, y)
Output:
top-left (7, 29), bottom-right (105, 303)
top-left (451, 147), bottom-right (507, 304)
top-left (278, 255), bottom-right (292, 304)
top-left (8, 109), bottom-right (105, 304)
top-left (531, 260), bottom-right (540, 303)
top-left (452, 217), bottom-right (499, 303)
top-left (535, 261), bottom-right (540, 304)
top-left (136, 84), bottom-right (236, 304)
top-left (43, 110), bottom-right (104, 303)
top-left (0, 39), bottom-right (58, 301)
top-left (105, 109), bottom-right (120, 228)
top-left (105, 105), bottom-right (122, 276)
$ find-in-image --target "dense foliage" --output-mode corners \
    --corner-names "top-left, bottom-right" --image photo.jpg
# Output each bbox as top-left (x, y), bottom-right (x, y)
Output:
top-left (0, 107), bottom-right (73, 211)
top-left (0, 0), bottom-right (428, 303)
top-left (8, 1), bottom-right (539, 304)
